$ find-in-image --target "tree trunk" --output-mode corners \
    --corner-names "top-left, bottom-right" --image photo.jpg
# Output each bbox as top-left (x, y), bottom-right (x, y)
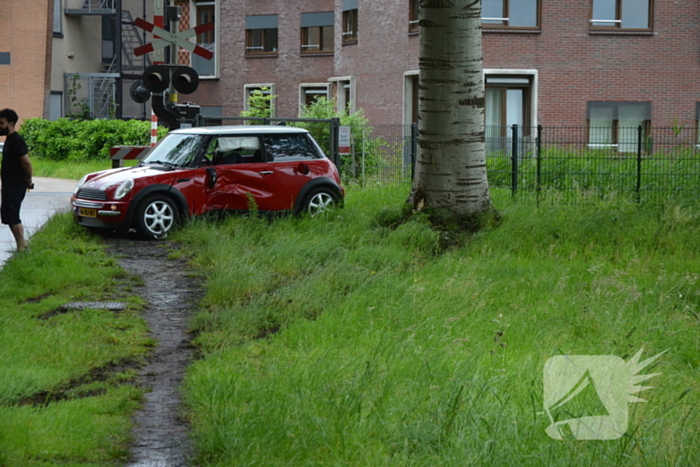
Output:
top-left (409, 0), bottom-right (491, 217)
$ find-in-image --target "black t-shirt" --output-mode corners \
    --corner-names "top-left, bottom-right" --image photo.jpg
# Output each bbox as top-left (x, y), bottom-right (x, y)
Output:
top-left (1, 132), bottom-right (29, 189)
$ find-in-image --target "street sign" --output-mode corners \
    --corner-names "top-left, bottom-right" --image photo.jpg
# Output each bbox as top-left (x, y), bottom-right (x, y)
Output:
top-left (338, 126), bottom-right (351, 154)
top-left (134, 17), bottom-right (214, 60)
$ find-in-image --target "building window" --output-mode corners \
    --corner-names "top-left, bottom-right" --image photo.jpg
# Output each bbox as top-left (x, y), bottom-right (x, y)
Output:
top-left (102, 16), bottom-right (115, 64)
top-left (482, 0), bottom-right (539, 28)
top-left (402, 72), bottom-right (419, 125)
top-left (587, 102), bottom-right (650, 152)
top-left (342, 0), bottom-right (358, 43)
top-left (53, 0), bottom-right (63, 36)
top-left (590, 0), bottom-right (652, 30)
top-left (301, 12), bottom-right (334, 54)
top-left (300, 85), bottom-right (330, 112)
top-left (485, 76), bottom-right (533, 154)
top-left (246, 15), bottom-right (279, 55)
top-left (50, 91), bottom-right (63, 120)
top-left (329, 77), bottom-right (355, 113)
top-left (0, 53), bottom-right (10, 65)
top-left (409, 0), bottom-right (419, 33)
top-left (244, 84), bottom-right (276, 117)
top-left (193, 1), bottom-right (216, 77)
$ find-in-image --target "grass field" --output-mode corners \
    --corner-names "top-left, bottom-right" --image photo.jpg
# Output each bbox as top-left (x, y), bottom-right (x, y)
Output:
top-left (175, 187), bottom-right (700, 466)
top-left (0, 216), bottom-right (152, 466)
top-left (1, 175), bottom-right (699, 465)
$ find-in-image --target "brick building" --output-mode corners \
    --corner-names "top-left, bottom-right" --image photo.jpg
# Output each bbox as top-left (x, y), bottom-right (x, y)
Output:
top-left (6, 1), bottom-right (700, 146)
top-left (182, 0), bottom-right (700, 147)
top-left (0, 1), bottom-right (54, 125)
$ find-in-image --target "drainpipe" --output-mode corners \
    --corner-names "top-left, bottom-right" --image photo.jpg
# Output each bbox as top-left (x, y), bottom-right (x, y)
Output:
top-left (116, 0), bottom-right (123, 119)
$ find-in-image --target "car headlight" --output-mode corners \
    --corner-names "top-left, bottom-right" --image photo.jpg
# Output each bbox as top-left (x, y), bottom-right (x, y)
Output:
top-left (74, 175), bottom-right (88, 196)
top-left (113, 179), bottom-right (134, 200)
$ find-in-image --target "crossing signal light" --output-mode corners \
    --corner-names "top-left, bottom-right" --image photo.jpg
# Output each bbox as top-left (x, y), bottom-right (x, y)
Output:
top-left (129, 80), bottom-right (151, 103)
top-left (143, 65), bottom-right (170, 93)
top-left (172, 66), bottom-right (199, 94)
top-left (141, 65), bottom-right (199, 95)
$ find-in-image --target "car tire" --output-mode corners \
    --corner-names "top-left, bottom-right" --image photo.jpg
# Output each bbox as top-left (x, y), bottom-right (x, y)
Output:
top-left (300, 187), bottom-right (338, 218)
top-left (134, 194), bottom-right (179, 240)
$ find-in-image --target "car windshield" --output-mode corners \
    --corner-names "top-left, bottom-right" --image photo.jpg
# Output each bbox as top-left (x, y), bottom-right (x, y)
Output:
top-left (142, 134), bottom-right (206, 167)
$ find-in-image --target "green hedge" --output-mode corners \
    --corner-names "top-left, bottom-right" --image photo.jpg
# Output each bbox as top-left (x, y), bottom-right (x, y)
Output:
top-left (20, 118), bottom-right (168, 162)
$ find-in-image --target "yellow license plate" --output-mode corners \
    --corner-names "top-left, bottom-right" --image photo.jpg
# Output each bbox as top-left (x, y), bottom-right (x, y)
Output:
top-left (79, 208), bottom-right (97, 218)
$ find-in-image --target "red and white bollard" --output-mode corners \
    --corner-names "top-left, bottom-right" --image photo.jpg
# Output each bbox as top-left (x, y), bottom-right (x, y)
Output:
top-left (151, 110), bottom-right (158, 147)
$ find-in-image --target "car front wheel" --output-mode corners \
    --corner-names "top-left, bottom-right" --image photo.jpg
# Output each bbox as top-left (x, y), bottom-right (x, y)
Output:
top-left (301, 188), bottom-right (338, 217)
top-left (134, 194), bottom-right (179, 239)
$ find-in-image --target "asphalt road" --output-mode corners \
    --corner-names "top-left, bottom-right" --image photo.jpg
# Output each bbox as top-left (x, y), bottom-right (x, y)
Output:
top-left (0, 177), bottom-right (76, 268)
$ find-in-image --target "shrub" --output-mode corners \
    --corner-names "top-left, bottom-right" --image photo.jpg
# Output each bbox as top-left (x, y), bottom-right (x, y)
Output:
top-left (21, 118), bottom-right (168, 162)
top-left (240, 87), bottom-right (275, 121)
top-left (295, 97), bottom-right (385, 180)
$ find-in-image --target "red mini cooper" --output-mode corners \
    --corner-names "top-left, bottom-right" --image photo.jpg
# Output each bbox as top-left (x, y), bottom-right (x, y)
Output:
top-left (72, 126), bottom-right (344, 239)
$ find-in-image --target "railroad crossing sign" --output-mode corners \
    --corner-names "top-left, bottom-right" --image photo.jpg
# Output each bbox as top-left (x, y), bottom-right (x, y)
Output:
top-left (134, 17), bottom-right (214, 60)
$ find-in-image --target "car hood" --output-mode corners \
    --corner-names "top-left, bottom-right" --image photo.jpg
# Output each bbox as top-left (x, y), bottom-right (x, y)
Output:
top-left (82, 165), bottom-right (180, 190)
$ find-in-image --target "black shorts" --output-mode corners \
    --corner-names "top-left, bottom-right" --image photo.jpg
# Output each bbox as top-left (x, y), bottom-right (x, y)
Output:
top-left (1, 186), bottom-right (27, 225)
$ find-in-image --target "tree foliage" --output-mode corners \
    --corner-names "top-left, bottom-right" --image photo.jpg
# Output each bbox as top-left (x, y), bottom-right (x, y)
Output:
top-left (240, 87), bottom-right (275, 120)
top-left (296, 96), bottom-right (384, 180)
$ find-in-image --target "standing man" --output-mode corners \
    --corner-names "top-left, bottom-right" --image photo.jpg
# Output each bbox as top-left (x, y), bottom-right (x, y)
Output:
top-left (0, 109), bottom-right (33, 251)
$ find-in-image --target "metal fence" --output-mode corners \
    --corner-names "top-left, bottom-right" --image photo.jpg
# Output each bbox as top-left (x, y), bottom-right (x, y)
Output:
top-left (64, 73), bottom-right (117, 120)
top-left (333, 124), bottom-right (700, 205)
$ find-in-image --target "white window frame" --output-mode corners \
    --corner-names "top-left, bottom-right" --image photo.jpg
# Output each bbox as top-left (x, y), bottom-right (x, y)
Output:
top-left (402, 70), bottom-right (419, 126)
top-left (243, 83), bottom-right (276, 117)
top-left (403, 69), bottom-right (538, 127)
top-left (190, 0), bottom-right (219, 79)
top-left (299, 83), bottom-right (331, 115)
top-left (484, 69), bottom-right (539, 129)
top-left (328, 76), bottom-right (356, 114)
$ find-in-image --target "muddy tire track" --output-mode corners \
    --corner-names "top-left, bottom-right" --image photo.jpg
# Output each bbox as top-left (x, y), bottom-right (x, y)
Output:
top-left (105, 235), bottom-right (203, 467)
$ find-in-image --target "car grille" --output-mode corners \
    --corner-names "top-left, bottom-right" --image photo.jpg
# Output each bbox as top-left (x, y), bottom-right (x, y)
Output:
top-left (77, 188), bottom-right (107, 201)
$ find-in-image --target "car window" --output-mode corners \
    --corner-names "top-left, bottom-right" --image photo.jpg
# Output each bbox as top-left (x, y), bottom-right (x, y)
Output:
top-left (263, 134), bottom-right (323, 162)
top-left (207, 136), bottom-right (264, 165)
top-left (143, 134), bottom-right (206, 167)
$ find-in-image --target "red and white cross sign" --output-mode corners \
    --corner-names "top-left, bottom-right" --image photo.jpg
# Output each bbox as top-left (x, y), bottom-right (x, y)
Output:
top-left (134, 17), bottom-right (214, 60)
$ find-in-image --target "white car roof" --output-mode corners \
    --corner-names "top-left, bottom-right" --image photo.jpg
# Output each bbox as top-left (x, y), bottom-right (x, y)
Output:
top-left (171, 125), bottom-right (310, 136)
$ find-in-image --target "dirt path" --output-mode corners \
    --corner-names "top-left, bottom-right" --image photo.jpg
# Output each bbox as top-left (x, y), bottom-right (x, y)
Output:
top-left (104, 235), bottom-right (203, 467)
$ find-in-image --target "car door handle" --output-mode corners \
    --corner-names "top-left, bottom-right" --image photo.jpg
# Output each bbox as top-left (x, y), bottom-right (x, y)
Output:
top-left (259, 171), bottom-right (274, 175)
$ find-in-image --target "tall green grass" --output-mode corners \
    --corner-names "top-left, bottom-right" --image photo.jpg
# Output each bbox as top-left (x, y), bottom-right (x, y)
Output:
top-left (179, 187), bottom-right (700, 466)
top-left (487, 147), bottom-right (700, 205)
top-left (0, 214), bottom-right (151, 466)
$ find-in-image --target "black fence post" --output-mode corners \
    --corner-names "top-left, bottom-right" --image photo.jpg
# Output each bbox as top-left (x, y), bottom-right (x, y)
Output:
top-left (263, 117), bottom-right (270, 125)
top-left (329, 117), bottom-right (340, 168)
top-left (511, 124), bottom-right (519, 197)
top-left (410, 122), bottom-right (418, 181)
top-left (536, 124), bottom-right (542, 205)
top-left (636, 125), bottom-right (643, 203)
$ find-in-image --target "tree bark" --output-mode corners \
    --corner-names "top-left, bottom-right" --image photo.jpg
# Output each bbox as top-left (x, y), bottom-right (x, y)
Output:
top-left (410, 0), bottom-right (491, 216)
